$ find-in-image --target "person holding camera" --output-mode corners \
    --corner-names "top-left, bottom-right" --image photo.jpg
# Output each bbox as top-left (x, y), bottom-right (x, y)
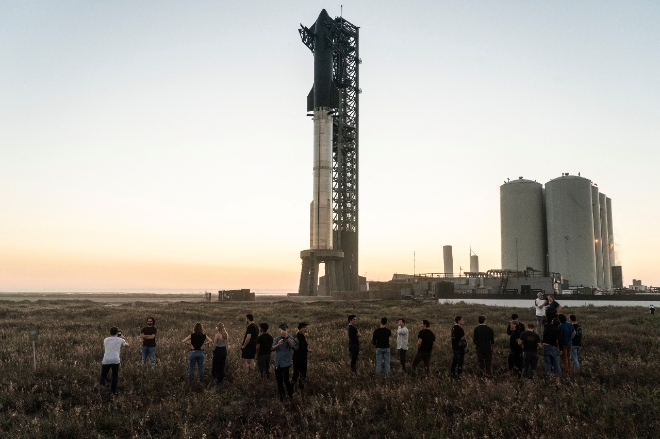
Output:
top-left (272, 323), bottom-right (298, 401)
top-left (450, 316), bottom-right (467, 378)
top-left (100, 326), bottom-right (129, 396)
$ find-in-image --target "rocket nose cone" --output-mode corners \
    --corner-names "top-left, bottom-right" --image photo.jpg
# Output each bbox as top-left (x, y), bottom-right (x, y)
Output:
top-left (318, 9), bottom-right (331, 21)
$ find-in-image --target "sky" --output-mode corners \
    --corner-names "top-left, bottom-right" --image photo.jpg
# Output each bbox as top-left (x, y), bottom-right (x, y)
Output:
top-left (2, 1), bottom-right (659, 292)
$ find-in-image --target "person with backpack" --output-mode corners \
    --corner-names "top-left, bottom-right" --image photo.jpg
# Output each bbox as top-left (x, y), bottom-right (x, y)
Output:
top-left (569, 315), bottom-right (582, 372)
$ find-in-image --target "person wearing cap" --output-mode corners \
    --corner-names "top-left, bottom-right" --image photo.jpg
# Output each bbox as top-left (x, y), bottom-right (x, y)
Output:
top-left (292, 322), bottom-right (309, 390)
top-left (272, 323), bottom-right (298, 401)
top-left (535, 292), bottom-right (548, 339)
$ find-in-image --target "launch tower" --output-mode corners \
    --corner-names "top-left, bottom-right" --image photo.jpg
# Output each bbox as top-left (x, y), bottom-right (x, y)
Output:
top-left (298, 10), bottom-right (361, 295)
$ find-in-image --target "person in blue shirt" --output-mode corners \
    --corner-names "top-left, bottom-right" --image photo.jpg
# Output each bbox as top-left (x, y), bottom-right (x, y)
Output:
top-left (557, 314), bottom-right (575, 374)
top-left (272, 323), bottom-right (298, 401)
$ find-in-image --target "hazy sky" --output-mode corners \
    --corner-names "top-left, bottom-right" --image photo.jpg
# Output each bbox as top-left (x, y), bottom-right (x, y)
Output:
top-left (2, 1), bottom-right (659, 292)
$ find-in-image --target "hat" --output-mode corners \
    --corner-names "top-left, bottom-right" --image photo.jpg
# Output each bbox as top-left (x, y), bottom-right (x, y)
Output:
top-left (537, 292), bottom-right (544, 296)
top-left (278, 323), bottom-right (288, 330)
top-left (298, 322), bottom-right (309, 330)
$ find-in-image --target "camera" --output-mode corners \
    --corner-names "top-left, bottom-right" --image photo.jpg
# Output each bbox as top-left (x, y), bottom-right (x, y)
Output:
top-left (117, 331), bottom-right (122, 337)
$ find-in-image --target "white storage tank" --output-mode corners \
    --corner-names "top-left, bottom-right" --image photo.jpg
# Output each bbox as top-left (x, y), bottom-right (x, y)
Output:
top-left (599, 192), bottom-right (612, 290)
top-left (606, 197), bottom-right (615, 268)
top-left (591, 185), bottom-right (604, 289)
top-left (500, 177), bottom-right (545, 273)
top-left (443, 245), bottom-right (453, 276)
top-left (470, 254), bottom-right (479, 273)
top-left (545, 174), bottom-right (597, 287)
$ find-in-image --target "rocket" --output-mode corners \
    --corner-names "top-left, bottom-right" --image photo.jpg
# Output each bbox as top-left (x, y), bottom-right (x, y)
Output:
top-left (300, 10), bottom-right (340, 250)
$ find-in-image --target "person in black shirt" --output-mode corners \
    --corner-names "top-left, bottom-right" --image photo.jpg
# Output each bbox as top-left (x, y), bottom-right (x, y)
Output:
top-left (473, 316), bottom-right (495, 376)
top-left (569, 315), bottom-right (582, 372)
top-left (372, 317), bottom-right (392, 377)
top-left (347, 315), bottom-right (361, 372)
top-left (450, 316), bottom-right (466, 378)
top-left (542, 318), bottom-right (562, 378)
top-left (508, 321), bottom-right (523, 378)
top-left (181, 322), bottom-right (212, 383)
top-left (412, 320), bottom-right (436, 375)
top-left (292, 322), bottom-right (309, 389)
top-left (519, 323), bottom-right (542, 379)
top-left (242, 314), bottom-right (259, 373)
top-left (255, 323), bottom-right (274, 379)
top-left (506, 314), bottom-right (525, 335)
top-left (139, 317), bottom-right (157, 366)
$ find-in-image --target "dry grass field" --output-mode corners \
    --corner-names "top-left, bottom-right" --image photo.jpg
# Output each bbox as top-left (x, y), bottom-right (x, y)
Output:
top-left (1, 299), bottom-right (659, 438)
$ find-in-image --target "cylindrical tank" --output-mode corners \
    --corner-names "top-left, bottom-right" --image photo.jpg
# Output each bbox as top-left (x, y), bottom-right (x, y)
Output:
top-left (443, 245), bottom-right (453, 276)
top-left (606, 197), bottom-right (614, 268)
top-left (500, 177), bottom-right (545, 273)
top-left (599, 193), bottom-right (612, 290)
top-left (591, 186), bottom-right (604, 289)
top-left (470, 254), bottom-right (479, 273)
top-left (545, 174), bottom-right (597, 287)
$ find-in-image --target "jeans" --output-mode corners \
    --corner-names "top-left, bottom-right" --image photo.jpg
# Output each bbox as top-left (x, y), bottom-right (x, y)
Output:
top-left (522, 351), bottom-right (538, 379)
top-left (100, 363), bottom-right (120, 394)
top-left (292, 355), bottom-right (307, 389)
top-left (543, 346), bottom-right (562, 377)
top-left (375, 348), bottom-right (391, 377)
top-left (141, 346), bottom-right (156, 365)
top-left (398, 348), bottom-right (407, 371)
top-left (536, 316), bottom-right (545, 339)
top-left (571, 346), bottom-right (582, 371)
top-left (275, 366), bottom-right (294, 400)
top-left (188, 350), bottom-right (205, 382)
top-left (412, 352), bottom-right (432, 374)
top-left (258, 354), bottom-right (271, 379)
top-left (477, 351), bottom-right (493, 376)
top-left (349, 346), bottom-right (359, 372)
top-left (211, 346), bottom-right (227, 383)
top-left (451, 349), bottom-right (465, 377)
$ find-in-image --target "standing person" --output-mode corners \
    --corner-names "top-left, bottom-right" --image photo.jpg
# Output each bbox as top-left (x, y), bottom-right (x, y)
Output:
top-left (256, 323), bottom-right (274, 379)
top-left (450, 316), bottom-right (467, 378)
top-left (535, 292), bottom-right (547, 339)
top-left (544, 295), bottom-right (562, 323)
top-left (473, 316), bottom-right (495, 377)
top-left (211, 322), bottom-right (228, 384)
top-left (347, 315), bottom-right (361, 372)
top-left (292, 322), bottom-right (309, 390)
top-left (650, 304), bottom-right (655, 315)
top-left (519, 323), bottom-right (542, 379)
top-left (100, 327), bottom-right (129, 396)
top-left (542, 318), bottom-right (562, 378)
top-left (411, 320), bottom-right (436, 375)
top-left (569, 315), bottom-right (582, 372)
top-left (139, 317), bottom-right (157, 366)
top-left (507, 314), bottom-right (525, 334)
top-left (372, 317), bottom-right (392, 377)
top-left (508, 321), bottom-right (523, 377)
top-left (182, 323), bottom-right (212, 383)
top-left (241, 314), bottom-right (259, 373)
top-left (396, 318), bottom-right (409, 372)
top-left (557, 314), bottom-right (574, 373)
top-left (272, 323), bottom-right (297, 401)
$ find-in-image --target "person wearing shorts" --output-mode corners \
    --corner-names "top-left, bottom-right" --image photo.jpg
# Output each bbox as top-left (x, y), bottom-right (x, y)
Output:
top-left (242, 314), bottom-right (259, 372)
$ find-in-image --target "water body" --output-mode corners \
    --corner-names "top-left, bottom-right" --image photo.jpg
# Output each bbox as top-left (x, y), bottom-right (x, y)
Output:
top-left (439, 299), bottom-right (660, 307)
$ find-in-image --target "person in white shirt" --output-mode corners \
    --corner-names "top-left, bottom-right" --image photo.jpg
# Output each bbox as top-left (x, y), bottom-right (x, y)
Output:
top-left (396, 318), bottom-right (409, 372)
top-left (100, 326), bottom-right (129, 396)
top-left (535, 292), bottom-right (548, 339)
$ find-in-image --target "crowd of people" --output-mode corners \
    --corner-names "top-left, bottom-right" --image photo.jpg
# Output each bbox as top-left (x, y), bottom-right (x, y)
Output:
top-left (99, 294), bottom-right (583, 398)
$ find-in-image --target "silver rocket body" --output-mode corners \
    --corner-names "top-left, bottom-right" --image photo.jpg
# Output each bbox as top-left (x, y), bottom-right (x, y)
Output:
top-left (310, 107), bottom-right (333, 249)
